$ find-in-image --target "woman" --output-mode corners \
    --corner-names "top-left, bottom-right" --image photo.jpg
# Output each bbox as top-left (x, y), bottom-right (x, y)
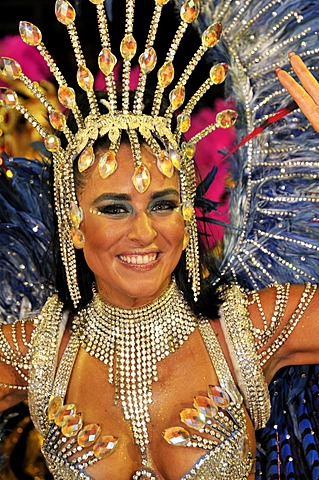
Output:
top-left (0, 0), bottom-right (319, 478)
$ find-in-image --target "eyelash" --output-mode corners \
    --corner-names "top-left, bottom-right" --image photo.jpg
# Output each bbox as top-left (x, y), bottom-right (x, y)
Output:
top-left (90, 200), bottom-right (180, 217)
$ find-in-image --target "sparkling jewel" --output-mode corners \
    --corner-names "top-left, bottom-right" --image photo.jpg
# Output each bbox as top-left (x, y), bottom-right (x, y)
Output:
top-left (0, 89), bottom-right (18, 108)
top-left (163, 426), bottom-right (190, 446)
top-left (61, 414), bottom-right (83, 437)
top-left (156, 0), bottom-right (170, 4)
top-left (216, 109), bottom-right (238, 129)
top-left (193, 396), bottom-right (218, 419)
top-left (98, 150), bottom-right (118, 179)
top-left (49, 111), bottom-right (66, 131)
top-left (177, 113), bottom-right (191, 133)
top-left (58, 85), bottom-right (76, 109)
top-left (157, 150), bottom-right (174, 178)
top-left (180, 0), bottom-right (200, 23)
top-left (169, 85), bottom-right (185, 111)
top-left (45, 135), bottom-right (61, 152)
top-left (0, 57), bottom-right (21, 80)
top-left (19, 21), bottom-right (42, 46)
top-left (132, 164), bottom-right (151, 193)
top-left (55, 0), bottom-right (76, 25)
top-left (139, 47), bottom-right (157, 74)
top-left (77, 423), bottom-right (101, 447)
top-left (71, 228), bottom-right (85, 247)
top-left (182, 142), bottom-right (196, 159)
top-left (54, 404), bottom-right (77, 427)
top-left (69, 202), bottom-right (83, 228)
top-left (78, 145), bottom-right (95, 173)
top-left (77, 65), bottom-right (94, 92)
top-left (210, 63), bottom-right (228, 85)
top-left (202, 22), bottom-right (223, 48)
top-left (98, 48), bottom-right (117, 77)
top-left (169, 148), bottom-right (181, 170)
top-left (208, 385), bottom-right (231, 408)
top-left (120, 34), bottom-right (137, 61)
top-left (89, 0), bottom-right (104, 4)
top-left (48, 396), bottom-right (63, 422)
top-left (157, 61), bottom-right (174, 88)
top-left (93, 435), bottom-right (119, 458)
top-left (182, 201), bottom-right (195, 221)
top-left (180, 407), bottom-right (206, 430)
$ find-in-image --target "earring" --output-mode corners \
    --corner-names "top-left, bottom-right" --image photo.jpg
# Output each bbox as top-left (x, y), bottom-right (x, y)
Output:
top-left (71, 228), bottom-right (85, 249)
top-left (183, 227), bottom-right (190, 250)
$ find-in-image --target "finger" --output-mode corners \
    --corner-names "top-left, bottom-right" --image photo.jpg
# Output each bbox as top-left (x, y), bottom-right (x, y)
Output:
top-left (288, 52), bottom-right (319, 104)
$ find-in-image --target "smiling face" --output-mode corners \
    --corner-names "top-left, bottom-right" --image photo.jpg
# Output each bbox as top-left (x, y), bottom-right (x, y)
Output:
top-left (76, 142), bottom-right (185, 308)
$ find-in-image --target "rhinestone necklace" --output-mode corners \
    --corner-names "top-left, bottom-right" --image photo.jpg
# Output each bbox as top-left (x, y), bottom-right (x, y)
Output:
top-left (72, 278), bottom-right (198, 465)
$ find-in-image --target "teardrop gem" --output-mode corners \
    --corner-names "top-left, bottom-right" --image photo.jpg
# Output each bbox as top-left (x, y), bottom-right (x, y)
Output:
top-left (45, 134), bottom-right (61, 152)
top-left (69, 202), bottom-right (83, 228)
top-left (77, 65), bottom-right (94, 92)
top-left (139, 47), bottom-right (157, 74)
top-left (216, 109), bottom-right (238, 129)
top-left (132, 164), bottom-right (151, 193)
top-left (169, 85), bottom-right (185, 111)
top-left (180, 0), bottom-right (200, 24)
top-left (182, 142), bottom-right (196, 160)
top-left (77, 423), bottom-right (101, 447)
top-left (89, 0), bottom-right (104, 4)
top-left (208, 385), bottom-right (231, 408)
top-left (0, 89), bottom-right (18, 108)
top-left (58, 85), bottom-right (76, 109)
top-left (169, 148), bottom-right (181, 170)
top-left (78, 145), bottom-right (95, 173)
top-left (157, 150), bottom-right (174, 178)
top-left (182, 201), bottom-right (194, 221)
top-left (194, 396), bottom-right (218, 419)
top-left (0, 57), bottom-right (22, 80)
top-left (98, 150), bottom-right (118, 179)
top-left (93, 435), bottom-right (119, 458)
top-left (177, 113), bottom-right (191, 133)
top-left (55, 404), bottom-right (77, 427)
top-left (157, 61), bottom-right (174, 88)
top-left (210, 63), bottom-right (228, 85)
top-left (48, 396), bottom-right (63, 422)
top-left (156, 0), bottom-right (170, 5)
top-left (98, 48), bottom-right (117, 77)
top-left (120, 34), bottom-right (137, 61)
top-left (19, 21), bottom-right (42, 46)
top-left (61, 414), bottom-right (83, 437)
top-left (202, 22), bottom-right (223, 48)
top-left (180, 408), bottom-right (206, 430)
top-left (49, 111), bottom-right (66, 131)
top-left (162, 426), bottom-right (191, 446)
top-left (55, 0), bottom-right (76, 25)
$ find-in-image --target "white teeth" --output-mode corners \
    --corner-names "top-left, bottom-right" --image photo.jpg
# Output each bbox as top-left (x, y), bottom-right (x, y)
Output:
top-left (119, 254), bottom-right (157, 265)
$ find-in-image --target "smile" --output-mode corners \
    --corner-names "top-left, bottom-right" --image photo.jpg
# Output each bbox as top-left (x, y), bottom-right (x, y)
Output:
top-left (118, 253), bottom-right (158, 265)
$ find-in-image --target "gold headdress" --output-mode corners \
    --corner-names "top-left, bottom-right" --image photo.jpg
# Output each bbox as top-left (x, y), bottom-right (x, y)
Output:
top-left (0, 0), bottom-right (237, 307)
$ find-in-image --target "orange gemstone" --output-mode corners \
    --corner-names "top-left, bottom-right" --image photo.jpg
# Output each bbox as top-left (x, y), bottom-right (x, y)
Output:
top-left (61, 414), bottom-right (83, 437)
top-left (169, 148), bottom-right (181, 170)
top-left (77, 65), bottom-right (94, 92)
top-left (98, 150), bottom-right (118, 179)
top-left (162, 426), bottom-right (190, 446)
top-left (180, 0), bottom-right (200, 24)
top-left (208, 385), bottom-right (231, 407)
top-left (194, 396), bottom-right (218, 419)
top-left (120, 34), bottom-right (137, 61)
top-left (0, 89), bottom-right (18, 108)
top-left (177, 113), bottom-right (191, 133)
top-left (98, 48), bottom-right (117, 77)
top-left (182, 142), bottom-right (196, 160)
top-left (93, 435), bottom-right (119, 458)
top-left (156, 0), bottom-right (170, 5)
top-left (69, 202), bottom-right (83, 228)
top-left (182, 201), bottom-right (194, 221)
top-left (210, 63), bottom-right (228, 85)
top-left (45, 135), bottom-right (61, 152)
top-left (48, 396), bottom-right (63, 422)
top-left (55, 404), bottom-right (77, 427)
top-left (49, 110), bottom-right (66, 131)
top-left (77, 423), bottom-right (101, 447)
top-left (132, 164), bottom-right (151, 193)
top-left (157, 61), bottom-right (174, 89)
top-left (139, 47), bottom-right (157, 74)
top-left (0, 57), bottom-right (22, 80)
top-left (19, 21), bottom-right (42, 46)
top-left (180, 407), bottom-right (206, 430)
top-left (55, 0), bottom-right (76, 25)
top-left (216, 109), bottom-right (238, 129)
top-left (157, 150), bottom-right (174, 178)
top-left (202, 22), bottom-right (223, 48)
top-left (169, 85), bottom-right (185, 111)
top-left (78, 145), bottom-right (95, 173)
top-left (58, 85), bottom-right (76, 109)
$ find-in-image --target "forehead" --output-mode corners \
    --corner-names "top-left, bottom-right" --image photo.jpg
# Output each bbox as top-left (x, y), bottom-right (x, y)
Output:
top-left (78, 142), bottom-right (181, 198)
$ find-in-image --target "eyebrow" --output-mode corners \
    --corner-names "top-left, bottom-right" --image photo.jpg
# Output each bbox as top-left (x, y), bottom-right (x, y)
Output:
top-left (92, 189), bottom-right (180, 205)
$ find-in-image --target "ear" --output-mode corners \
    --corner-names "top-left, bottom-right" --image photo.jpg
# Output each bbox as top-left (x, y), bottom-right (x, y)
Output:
top-left (71, 228), bottom-right (85, 249)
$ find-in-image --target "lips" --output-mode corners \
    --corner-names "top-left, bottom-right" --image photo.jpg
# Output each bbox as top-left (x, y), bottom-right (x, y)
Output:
top-left (118, 253), bottom-right (158, 265)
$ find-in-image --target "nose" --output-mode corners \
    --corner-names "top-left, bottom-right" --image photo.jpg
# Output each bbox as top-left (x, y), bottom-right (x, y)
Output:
top-left (127, 211), bottom-right (157, 245)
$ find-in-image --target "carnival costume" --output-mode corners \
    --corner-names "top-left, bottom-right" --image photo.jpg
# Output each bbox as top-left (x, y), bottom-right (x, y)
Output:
top-left (0, 0), bottom-right (319, 479)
